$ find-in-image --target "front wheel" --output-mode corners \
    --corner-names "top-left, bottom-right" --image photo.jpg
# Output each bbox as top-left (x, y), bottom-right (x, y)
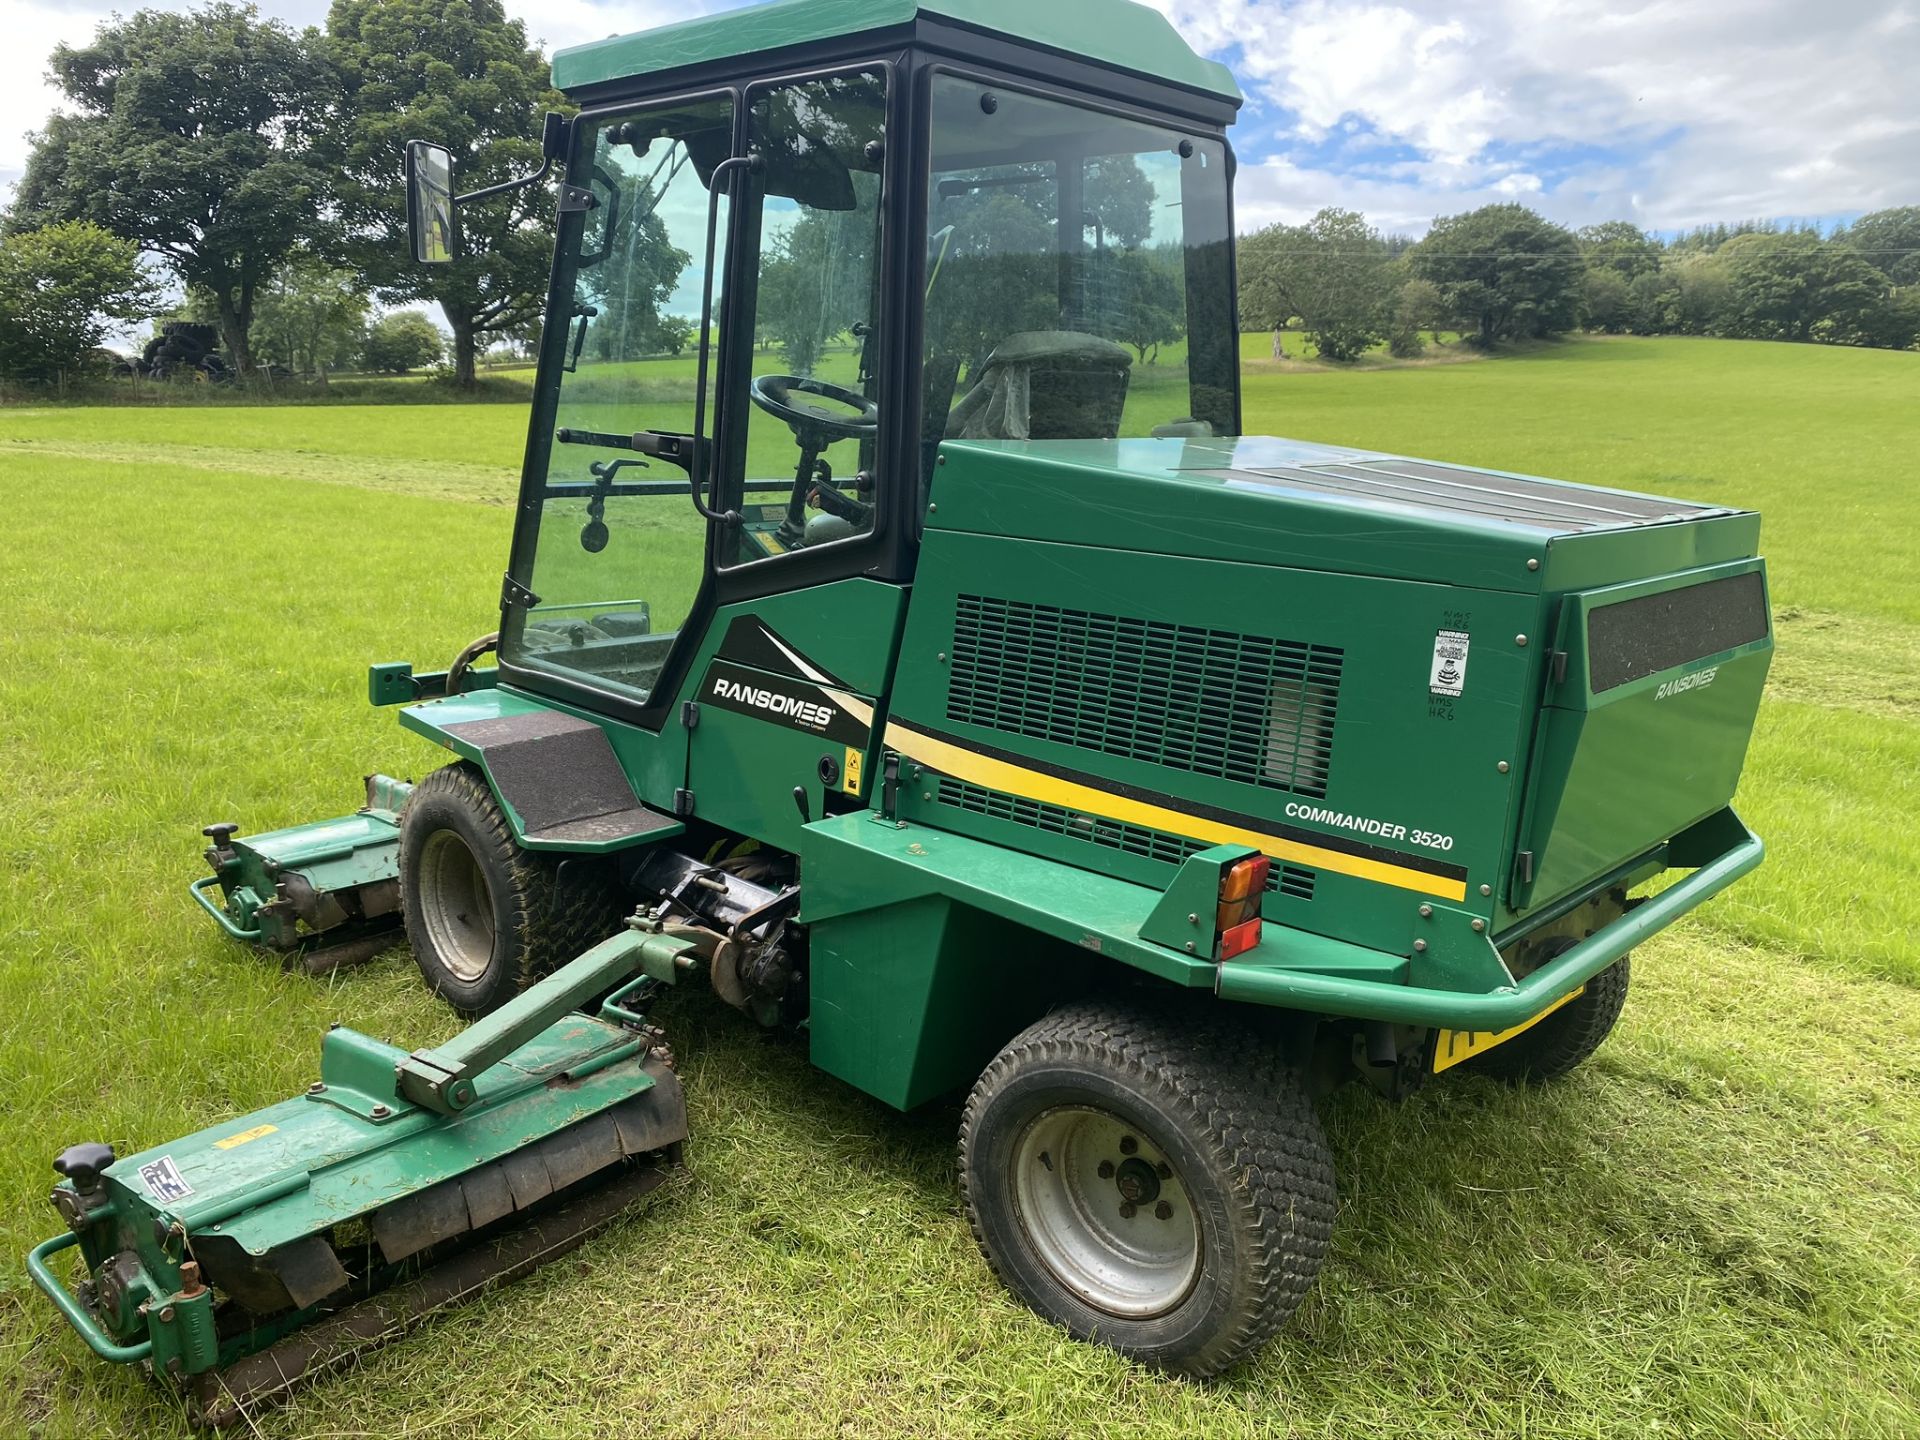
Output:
top-left (398, 762), bottom-right (622, 1015)
top-left (959, 1001), bottom-right (1336, 1376)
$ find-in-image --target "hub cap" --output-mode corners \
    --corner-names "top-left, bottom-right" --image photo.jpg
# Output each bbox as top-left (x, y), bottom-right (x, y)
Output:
top-left (417, 829), bottom-right (496, 982)
top-left (1012, 1106), bottom-right (1200, 1318)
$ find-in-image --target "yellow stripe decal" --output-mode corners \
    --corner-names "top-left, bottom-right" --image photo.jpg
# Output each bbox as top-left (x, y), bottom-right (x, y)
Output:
top-left (1431, 985), bottom-right (1585, 1073)
top-left (882, 721), bottom-right (1468, 902)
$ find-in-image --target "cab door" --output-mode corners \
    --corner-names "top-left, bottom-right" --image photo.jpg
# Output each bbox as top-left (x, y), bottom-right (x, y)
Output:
top-left (680, 66), bottom-right (908, 853)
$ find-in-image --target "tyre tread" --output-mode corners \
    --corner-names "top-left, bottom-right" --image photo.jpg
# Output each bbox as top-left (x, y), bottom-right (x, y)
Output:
top-left (960, 999), bottom-right (1336, 1375)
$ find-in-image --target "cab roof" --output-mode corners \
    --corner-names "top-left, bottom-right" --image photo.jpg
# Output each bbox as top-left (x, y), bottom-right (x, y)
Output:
top-left (550, 0), bottom-right (1242, 105)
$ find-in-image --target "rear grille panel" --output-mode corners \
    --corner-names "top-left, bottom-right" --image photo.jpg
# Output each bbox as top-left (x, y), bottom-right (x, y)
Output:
top-left (1588, 571), bottom-right (1769, 692)
top-left (935, 778), bottom-right (1316, 901)
top-left (947, 596), bottom-right (1344, 799)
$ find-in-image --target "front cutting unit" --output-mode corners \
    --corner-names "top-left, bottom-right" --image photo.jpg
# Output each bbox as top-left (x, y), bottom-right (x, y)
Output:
top-left (33, 0), bottom-right (1773, 1418)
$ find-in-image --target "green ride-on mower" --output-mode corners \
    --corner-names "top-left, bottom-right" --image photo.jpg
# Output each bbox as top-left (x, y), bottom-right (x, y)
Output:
top-left (30, 0), bottom-right (1774, 1422)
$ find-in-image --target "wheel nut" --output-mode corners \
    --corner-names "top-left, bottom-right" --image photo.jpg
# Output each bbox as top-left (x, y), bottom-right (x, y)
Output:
top-left (1097, 1160), bottom-right (1115, 1179)
top-left (1155, 1201), bottom-right (1173, 1220)
top-left (1156, 1162), bottom-right (1172, 1180)
top-left (1119, 1136), bottom-right (1138, 1156)
top-left (1118, 1202), bottom-right (1136, 1219)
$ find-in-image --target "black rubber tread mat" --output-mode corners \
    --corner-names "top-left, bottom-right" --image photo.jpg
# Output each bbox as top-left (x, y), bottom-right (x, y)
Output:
top-left (442, 711), bottom-right (677, 846)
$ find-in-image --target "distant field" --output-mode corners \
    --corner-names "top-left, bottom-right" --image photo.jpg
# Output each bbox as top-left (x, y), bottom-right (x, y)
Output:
top-left (0, 335), bottom-right (1915, 1438)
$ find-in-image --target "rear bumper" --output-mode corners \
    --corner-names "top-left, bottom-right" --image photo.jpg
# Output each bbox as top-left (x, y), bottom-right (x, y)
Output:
top-left (1216, 811), bottom-right (1762, 1030)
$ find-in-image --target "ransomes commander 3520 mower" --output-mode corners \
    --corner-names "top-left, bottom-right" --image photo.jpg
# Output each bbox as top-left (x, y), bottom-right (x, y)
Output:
top-left (30, 0), bottom-right (1775, 1420)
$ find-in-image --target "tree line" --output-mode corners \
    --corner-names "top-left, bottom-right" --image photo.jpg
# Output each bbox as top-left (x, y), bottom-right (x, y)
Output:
top-left (0, 0), bottom-right (560, 387)
top-left (2, 1), bottom-right (1915, 388)
top-left (1240, 203), bottom-right (1920, 362)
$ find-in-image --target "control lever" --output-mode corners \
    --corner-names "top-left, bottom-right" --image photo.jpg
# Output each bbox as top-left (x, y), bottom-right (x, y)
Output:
top-left (792, 786), bottom-right (811, 825)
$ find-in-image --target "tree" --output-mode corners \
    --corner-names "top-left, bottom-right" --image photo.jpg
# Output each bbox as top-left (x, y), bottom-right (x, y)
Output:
top-left (1830, 287), bottom-right (1920, 351)
top-left (361, 310), bottom-right (444, 373)
top-left (1719, 231), bottom-right (1886, 342)
top-left (7, 5), bottom-right (334, 376)
top-left (1388, 276), bottom-right (1442, 357)
top-left (0, 221), bottom-right (159, 382)
top-left (251, 256), bottom-right (370, 377)
top-left (328, 0), bottom-right (564, 388)
top-left (1097, 247), bottom-right (1185, 362)
top-left (1664, 252), bottom-right (1735, 335)
top-left (1237, 208), bottom-right (1390, 362)
top-left (1838, 207), bottom-right (1920, 287)
top-left (1578, 221), bottom-right (1663, 279)
top-left (1581, 267), bottom-right (1635, 333)
top-left (576, 174), bottom-right (689, 366)
top-left (1409, 204), bottom-right (1583, 345)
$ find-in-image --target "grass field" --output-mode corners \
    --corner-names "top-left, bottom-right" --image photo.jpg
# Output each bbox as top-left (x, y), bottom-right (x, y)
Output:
top-left (0, 334), bottom-right (1916, 1438)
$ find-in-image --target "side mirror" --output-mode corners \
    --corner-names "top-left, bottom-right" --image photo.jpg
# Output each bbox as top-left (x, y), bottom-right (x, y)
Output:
top-left (405, 141), bottom-right (457, 264)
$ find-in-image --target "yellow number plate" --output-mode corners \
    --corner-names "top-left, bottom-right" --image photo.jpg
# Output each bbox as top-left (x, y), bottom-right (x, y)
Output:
top-left (1431, 986), bottom-right (1584, 1073)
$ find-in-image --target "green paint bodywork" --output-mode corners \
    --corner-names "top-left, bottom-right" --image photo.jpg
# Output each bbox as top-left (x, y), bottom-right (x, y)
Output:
top-left (550, 0), bottom-right (1241, 102)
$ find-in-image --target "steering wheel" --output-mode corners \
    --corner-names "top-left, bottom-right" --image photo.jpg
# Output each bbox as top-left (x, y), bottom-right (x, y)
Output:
top-left (750, 374), bottom-right (880, 444)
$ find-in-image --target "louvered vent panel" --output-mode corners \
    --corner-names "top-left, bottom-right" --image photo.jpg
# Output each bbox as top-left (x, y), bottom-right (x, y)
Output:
top-left (948, 596), bottom-right (1343, 798)
top-left (936, 778), bottom-right (1316, 901)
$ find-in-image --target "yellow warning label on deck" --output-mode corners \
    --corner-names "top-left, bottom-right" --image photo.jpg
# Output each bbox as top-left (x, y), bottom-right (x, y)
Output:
top-left (214, 1124), bottom-right (278, 1151)
top-left (843, 746), bottom-right (863, 794)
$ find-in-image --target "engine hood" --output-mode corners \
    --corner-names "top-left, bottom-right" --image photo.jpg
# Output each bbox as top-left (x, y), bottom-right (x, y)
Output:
top-left (934, 435), bottom-right (1761, 595)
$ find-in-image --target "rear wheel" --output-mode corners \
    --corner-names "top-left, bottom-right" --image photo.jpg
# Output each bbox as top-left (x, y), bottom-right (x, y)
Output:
top-left (398, 763), bottom-right (622, 1015)
top-left (960, 1000), bottom-right (1336, 1376)
top-left (1471, 956), bottom-right (1631, 1082)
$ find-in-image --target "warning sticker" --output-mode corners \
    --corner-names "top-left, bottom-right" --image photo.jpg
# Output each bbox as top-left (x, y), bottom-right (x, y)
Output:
top-left (138, 1155), bottom-right (194, 1205)
top-left (1429, 629), bottom-right (1470, 696)
top-left (214, 1123), bottom-right (278, 1151)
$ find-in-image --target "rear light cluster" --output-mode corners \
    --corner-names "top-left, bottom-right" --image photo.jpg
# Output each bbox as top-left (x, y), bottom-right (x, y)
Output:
top-left (1216, 855), bottom-right (1269, 959)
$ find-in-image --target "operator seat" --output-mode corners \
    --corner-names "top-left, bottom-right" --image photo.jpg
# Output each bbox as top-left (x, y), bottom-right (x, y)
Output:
top-left (946, 331), bottom-right (1133, 442)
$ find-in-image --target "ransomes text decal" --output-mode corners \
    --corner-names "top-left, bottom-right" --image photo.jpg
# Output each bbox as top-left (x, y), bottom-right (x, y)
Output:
top-left (1656, 665), bottom-right (1719, 700)
top-left (701, 658), bottom-right (870, 746)
top-left (713, 676), bottom-right (835, 729)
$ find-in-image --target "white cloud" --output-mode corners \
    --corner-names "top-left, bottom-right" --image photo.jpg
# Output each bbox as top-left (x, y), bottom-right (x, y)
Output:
top-left (2, 0), bottom-right (1913, 238)
top-left (1143, 0), bottom-right (1920, 231)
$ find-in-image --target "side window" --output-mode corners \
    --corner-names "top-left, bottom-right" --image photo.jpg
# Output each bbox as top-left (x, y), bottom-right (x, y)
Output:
top-left (509, 98), bottom-right (732, 706)
top-left (721, 70), bottom-right (887, 567)
top-left (924, 77), bottom-right (1235, 455)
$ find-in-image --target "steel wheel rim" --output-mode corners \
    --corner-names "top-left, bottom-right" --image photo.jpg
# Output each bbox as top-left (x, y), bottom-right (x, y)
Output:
top-left (1012, 1105), bottom-right (1200, 1318)
top-left (417, 829), bottom-right (496, 983)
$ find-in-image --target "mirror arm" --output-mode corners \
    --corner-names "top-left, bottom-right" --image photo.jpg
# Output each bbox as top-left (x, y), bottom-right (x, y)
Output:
top-left (453, 156), bottom-right (556, 209)
top-left (451, 113), bottom-right (569, 208)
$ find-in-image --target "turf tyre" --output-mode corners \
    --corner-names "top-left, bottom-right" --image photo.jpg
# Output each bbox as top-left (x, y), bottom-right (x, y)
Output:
top-left (960, 1000), bottom-right (1336, 1376)
top-left (398, 762), bottom-right (622, 1015)
top-left (1470, 956), bottom-right (1631, 1083)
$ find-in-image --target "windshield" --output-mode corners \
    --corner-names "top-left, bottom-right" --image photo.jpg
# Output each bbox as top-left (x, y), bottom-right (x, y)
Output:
top-left (924, 77), bottom-right (1237, 455)
top-left (505, 96), bottom-right (732, 705)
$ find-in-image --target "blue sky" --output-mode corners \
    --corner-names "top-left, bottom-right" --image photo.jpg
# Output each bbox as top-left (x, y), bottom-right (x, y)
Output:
top-left (2, 0), bottom-right (1914, 237)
